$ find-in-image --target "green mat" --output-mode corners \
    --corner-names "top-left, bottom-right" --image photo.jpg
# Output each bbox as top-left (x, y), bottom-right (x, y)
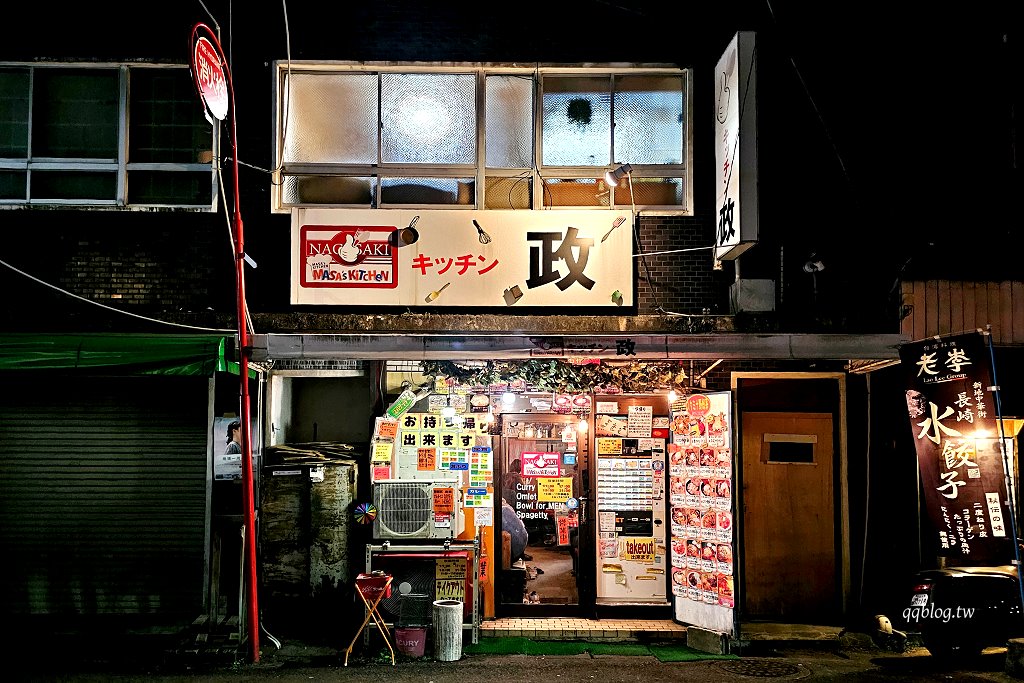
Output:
top-left (463, 637), bottom-right (737, 661)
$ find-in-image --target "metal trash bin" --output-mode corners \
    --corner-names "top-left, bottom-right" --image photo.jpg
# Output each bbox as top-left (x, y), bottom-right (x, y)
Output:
top-left (432, 599), bottom-right (463, 661)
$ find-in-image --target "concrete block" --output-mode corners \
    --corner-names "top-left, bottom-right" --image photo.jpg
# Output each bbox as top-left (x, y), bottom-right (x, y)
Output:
top-left (687, 626), bottom-right (730, 654)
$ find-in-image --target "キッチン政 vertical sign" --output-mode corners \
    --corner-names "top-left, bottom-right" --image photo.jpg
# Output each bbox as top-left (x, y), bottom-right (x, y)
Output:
top-left (899, 330), bottom-right (1013, 564)
top-left (714, 32), bottom-right (759, 261)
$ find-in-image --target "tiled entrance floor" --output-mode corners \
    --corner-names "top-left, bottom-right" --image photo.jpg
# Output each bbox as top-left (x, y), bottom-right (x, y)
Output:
top-left (479, 618), bottom-right (844, 644)
top-left (479, 618), bottom-right (686, 641)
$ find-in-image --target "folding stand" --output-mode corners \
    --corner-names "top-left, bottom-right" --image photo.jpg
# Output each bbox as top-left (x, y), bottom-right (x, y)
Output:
top-left (344, 572), bottom-right (395, 666)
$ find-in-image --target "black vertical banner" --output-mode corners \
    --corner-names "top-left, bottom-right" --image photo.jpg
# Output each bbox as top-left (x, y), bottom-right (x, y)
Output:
top-left (899, 330), bottom-right (1012, 564)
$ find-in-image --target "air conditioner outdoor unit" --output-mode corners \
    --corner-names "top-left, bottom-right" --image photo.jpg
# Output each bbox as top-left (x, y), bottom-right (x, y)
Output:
top-left (372, 480), bottom-right (464, 540)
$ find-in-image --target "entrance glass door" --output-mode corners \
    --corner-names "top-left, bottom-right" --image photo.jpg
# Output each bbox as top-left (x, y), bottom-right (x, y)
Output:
top-left (496, 414), bottom-right (591, 615)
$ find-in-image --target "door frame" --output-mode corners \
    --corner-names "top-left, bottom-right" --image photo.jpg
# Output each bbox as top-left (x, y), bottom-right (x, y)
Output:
top-left (494, 412), bottom-right (595, 617)
top-left (731, 372), bottom-right (849, 617)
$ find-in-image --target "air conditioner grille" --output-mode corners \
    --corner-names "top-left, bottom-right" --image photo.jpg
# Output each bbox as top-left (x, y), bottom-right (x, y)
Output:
top-left (375, 483), bottom-right (433, 536)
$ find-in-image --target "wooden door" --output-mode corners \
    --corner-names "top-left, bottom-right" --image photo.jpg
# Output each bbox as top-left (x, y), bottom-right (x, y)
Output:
top-left (741, 412), bottom-right (835, 620)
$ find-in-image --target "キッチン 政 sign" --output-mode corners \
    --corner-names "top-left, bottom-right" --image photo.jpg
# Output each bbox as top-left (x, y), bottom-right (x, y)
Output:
top-left (899, 330), bottom-right (1013, 563)
top-left (291, 208), bottom-right (634, 307)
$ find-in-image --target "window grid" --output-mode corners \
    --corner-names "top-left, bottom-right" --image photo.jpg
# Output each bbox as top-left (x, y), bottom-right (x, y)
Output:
top-left (274, 64), bottom-right (692, 215)
top-left (0, 63), bottom-right (216, 210)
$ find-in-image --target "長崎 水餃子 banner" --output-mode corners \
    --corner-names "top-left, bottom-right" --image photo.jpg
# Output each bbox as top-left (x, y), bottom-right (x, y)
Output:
top-left (899, 330), bottom-right (1012, 564)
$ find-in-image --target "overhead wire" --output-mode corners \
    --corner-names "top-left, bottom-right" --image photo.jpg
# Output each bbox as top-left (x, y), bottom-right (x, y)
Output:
top-left (0, 258), bottom-right (234, 333)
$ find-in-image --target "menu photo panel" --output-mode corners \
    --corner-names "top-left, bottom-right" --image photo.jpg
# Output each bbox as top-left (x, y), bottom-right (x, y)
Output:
top-left (669, 391), bottom-right (735, 636)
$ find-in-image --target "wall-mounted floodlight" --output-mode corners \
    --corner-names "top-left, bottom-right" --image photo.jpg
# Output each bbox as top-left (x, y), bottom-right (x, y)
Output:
top-left (604, 163), bottom-right (633, 187)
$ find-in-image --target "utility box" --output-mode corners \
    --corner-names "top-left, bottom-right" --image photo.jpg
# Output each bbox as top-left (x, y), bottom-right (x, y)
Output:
top-left (729, 279), bottom-right (775, 313)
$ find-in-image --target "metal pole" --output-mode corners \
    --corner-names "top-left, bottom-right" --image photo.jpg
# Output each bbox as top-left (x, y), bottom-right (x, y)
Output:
top-left (230, 81), bottom-right (261, 671)
top-left (191, 22), bottom-right (259, 662)
top-left (984, 326), bottom-right (1024, 617)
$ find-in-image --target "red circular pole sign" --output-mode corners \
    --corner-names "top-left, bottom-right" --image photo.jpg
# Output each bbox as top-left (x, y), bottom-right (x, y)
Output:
top-left (190, 30), bottom-right (228, 121)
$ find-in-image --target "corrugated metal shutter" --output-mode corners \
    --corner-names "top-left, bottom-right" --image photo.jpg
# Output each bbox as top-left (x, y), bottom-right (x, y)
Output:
top-left (0, 374), bottom-right (209, 630)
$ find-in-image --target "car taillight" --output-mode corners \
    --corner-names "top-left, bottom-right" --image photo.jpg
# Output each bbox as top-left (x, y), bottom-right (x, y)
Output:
top-left (912, 583), bottom-right (933, 592)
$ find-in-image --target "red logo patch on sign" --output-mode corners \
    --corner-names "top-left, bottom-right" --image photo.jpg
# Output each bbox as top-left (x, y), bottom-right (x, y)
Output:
top-left (301, 225), bottom-right (398, 288)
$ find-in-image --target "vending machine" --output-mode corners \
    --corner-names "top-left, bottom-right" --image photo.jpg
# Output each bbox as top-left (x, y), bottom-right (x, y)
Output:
top-left (591, 394), bottom-right (670, 604)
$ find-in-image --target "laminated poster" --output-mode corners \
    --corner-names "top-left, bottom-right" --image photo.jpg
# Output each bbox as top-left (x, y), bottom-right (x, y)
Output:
top-left (669, 390), bottom-right (735, 636)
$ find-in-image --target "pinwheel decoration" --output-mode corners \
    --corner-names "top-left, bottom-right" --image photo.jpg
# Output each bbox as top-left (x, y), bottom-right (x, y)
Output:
top-left (353, 502), bottom-right (378, 525)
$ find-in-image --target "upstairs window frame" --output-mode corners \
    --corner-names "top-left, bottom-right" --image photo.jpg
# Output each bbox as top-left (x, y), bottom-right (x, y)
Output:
top-left (0, 62), bottom-right (217, 211)
top-left (272, 62), bottom-right (693, 215)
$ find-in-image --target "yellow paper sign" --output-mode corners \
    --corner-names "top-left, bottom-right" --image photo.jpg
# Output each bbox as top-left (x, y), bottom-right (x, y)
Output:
top-left (435, 578), bottom-right (465, 601)
top-left (436, 557), bottom-right (467, 580)
top-left (537, 477), bottom-right (573, 502)
top-left (371, 440), bottom-right (393, 463)
top-left (597, 438), bottom-right (622, 455)
top-left (619, 537), bottom-right (656, 563)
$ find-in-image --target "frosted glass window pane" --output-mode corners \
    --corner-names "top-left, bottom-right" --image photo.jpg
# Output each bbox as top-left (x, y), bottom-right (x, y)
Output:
top-left (614, 76), bottom-right (684, 165)
top-left (542, 177), bottom-right (607, 207)
top-left (381, 74), bottom-right (475, 164)
top-left (283, 73), bottom-right (377, 164)
top-left (486, 75), bottom-right (533, 168)
top-left (0, 68), bottom-right (29, 158)
top-left (380, 177), bottom-right (471, 205)
top-left (542, 77), bottom-right (610, 167)
top-left (282, 175), bottom-right (374, 205)
top-left (34, 69), bottom-right (118, 159)
top-left (484, 175), bottom-right (532, 209)
top-left (627, 177), bottom-right (683, 206)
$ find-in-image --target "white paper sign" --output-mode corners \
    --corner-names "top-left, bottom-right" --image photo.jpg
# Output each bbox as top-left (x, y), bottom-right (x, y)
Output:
top-left (627, 405), bottom-right (653, 437)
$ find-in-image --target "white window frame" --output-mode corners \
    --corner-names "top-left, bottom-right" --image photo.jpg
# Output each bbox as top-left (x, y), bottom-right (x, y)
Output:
top-left (0, 62), bottom-right (218, 211)
top-left (271, 62), bottom-right (693, 215)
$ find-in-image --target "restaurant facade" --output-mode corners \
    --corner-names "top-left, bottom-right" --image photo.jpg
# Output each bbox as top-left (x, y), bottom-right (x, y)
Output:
top-left (0, 0), bottom-right (1020, 652)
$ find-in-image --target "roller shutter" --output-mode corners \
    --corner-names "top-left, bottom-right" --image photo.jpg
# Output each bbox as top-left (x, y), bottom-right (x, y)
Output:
top-left (0, 374), bottom-right (210, 632)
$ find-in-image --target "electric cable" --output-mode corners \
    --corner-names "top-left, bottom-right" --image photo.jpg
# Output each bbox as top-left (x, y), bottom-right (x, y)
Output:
top-left (0, 258), bottom-right (234, 333)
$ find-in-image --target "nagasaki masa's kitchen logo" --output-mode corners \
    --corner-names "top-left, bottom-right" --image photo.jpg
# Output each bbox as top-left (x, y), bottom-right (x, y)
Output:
top-left (300, 225), bottom-right (397, 288)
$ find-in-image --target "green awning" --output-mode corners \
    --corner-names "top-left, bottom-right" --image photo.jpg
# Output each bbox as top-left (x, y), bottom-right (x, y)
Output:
top-left (0, 334), bottom-right (230, 376)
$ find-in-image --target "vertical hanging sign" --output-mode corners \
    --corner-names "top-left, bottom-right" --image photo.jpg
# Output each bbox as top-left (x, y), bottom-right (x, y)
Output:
top-left (714, 32), bottom-right (759, 261)
top-left (899, 330), bottom-right (1012, 564)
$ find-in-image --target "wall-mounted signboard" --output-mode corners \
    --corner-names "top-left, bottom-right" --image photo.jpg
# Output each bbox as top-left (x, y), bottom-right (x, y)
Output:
top-left (291, 208), bottom-right (634, 307)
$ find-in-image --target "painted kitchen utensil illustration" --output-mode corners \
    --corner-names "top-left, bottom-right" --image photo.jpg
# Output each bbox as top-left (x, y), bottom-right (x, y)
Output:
top-left (601, 215), bottom-right (628, 243)
top-left (425, 282), bottom-right (451, 303)
top-left (390, 215), bottom-right (420, 248)
top-left (473, 219), bottom-right (492, 244)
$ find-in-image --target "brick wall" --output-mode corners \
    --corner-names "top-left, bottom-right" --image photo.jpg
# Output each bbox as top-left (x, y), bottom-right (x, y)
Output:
top-left (635, 214), bottom-right (732, 316)
top-left (0, 212), bottom-right (233, 330)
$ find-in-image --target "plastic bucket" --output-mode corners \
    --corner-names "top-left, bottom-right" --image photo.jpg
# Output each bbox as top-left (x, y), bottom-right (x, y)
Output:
top-left (394, 627), bottom-right (427, 658)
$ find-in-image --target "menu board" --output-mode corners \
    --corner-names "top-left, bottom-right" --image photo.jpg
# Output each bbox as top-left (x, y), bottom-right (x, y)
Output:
top-left (669, 391), bottom-right (735, 636)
